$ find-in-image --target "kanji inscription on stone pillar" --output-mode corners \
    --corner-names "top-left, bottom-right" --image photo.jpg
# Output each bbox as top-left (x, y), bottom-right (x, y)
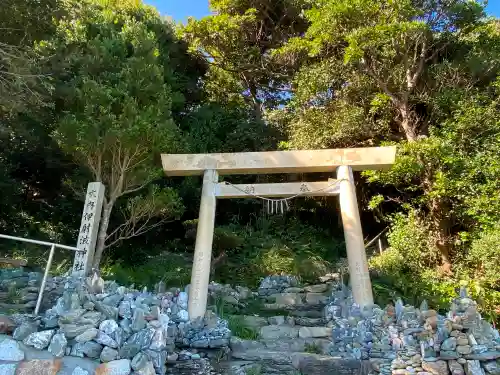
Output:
top-left (72, 182), bottom-right (105, 276)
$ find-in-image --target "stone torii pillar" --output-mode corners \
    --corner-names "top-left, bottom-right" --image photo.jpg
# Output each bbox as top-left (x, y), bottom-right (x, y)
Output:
top-left (162, 147), bottom-right (396, 319)
top-left (337, 165), bottom-right (374, 305)
top-left (189, 169), bottom-right (218, 319)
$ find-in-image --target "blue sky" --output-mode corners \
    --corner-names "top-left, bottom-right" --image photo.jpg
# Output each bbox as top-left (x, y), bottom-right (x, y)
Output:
top-left (145, 0), bottom-right (499, 21)
top-left (146, 0), bottom-right (211, 22)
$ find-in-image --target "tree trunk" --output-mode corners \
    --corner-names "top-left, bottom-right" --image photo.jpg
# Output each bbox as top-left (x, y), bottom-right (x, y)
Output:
top-left (429, 196), bottom-right (453, 274)
top-left (400, 106), bottom-right (418, 142)
top-left (423, 170), bottom-right (453, 274)
top-left (248, 82), bottom-right (263, 122)
top-left (92, 202), bottom-right (113, 270)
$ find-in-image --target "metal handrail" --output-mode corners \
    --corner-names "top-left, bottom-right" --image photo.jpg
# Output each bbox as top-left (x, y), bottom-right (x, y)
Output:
top-left (0, 233), bottom-right (79, 315)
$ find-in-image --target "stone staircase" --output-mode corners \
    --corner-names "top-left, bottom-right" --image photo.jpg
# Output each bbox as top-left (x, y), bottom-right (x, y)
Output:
top-left (213, 280), bottom-right (371, 375)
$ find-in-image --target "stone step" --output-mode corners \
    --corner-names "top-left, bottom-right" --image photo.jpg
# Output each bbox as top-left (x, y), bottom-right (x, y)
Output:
top-left (263, 292), bottom-right (329, 306)
top-left (230, 337), bottom-right (330, 354)
top-left (229, 314), bottom-right (327, 327)
top-left (291, 353), bottom-right (372, 375)
top-left (262, 303), bottom-right (324, 318)
top-left (260, 325), bottom-right (299, 339)
top-left (229, 350), bottom-right (372, 375)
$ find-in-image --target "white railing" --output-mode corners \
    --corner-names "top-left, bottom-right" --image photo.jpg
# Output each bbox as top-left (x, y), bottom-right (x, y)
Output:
top-left (0, 233), bottom-right (79, 315)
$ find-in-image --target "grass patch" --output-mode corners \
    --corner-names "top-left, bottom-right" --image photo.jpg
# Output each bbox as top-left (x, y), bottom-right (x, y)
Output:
top-left (101, 252), bottom-right (192, 289)
top-left (213, 295), bottom-right (260, 340)
top-left (227, 315), bottom-right (260, 340)
top-left (304, 342), bottom-right (323, 354)
top-left (6, 284), bottom-right (22, 304)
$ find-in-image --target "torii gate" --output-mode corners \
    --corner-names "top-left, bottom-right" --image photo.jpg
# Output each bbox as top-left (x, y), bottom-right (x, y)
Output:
top-left (162, 146), bottom-right (396, 320)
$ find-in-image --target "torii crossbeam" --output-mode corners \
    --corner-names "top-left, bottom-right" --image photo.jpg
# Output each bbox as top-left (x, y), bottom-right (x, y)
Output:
top-left (162, 146), bottom-right (397, 320)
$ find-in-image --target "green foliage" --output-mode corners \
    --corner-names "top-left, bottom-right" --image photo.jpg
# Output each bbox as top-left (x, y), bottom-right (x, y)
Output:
top-left (244, 367), bottom-right (263, 375)
top-left (214, 216), bottom-right (344, 287)
top-left (226, 315), bottom-right (260, 340)
top-left (370, 210), bottom-right (500, 321)
top-left (464, 224), bottom-right (500, 290)
top-left (304, 342), bottom-right (322, 354)
top-left (6, 284), bottom-right (23, 305)
top-left (181, 0), bottom-right (308, 120)
top-left (102, 252), bottom-right (191, 288)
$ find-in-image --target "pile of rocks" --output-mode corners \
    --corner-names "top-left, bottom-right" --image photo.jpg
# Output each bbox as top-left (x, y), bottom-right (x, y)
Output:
top-left (0, 268), bottom-right (65, 311)
top-left (10, 274), bottom-right (230, 375)
top-left (324, 286), bottom-right (500, 375)
top-left (257, 275), bottom-right (300, 296)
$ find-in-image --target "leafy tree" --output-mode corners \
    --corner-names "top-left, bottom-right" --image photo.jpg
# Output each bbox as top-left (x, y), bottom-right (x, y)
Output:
top-left (0, 0), bottom-right (62, 114)
top-left (181, 0), bottom-right (309, 119)
top-left (276, 0), bottom-right (500, 271)
top-left (47, 1), bottom-right (185, 267)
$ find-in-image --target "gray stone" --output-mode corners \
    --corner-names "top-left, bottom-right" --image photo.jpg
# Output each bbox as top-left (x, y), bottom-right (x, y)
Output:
top-left (440, 351), bottom-right (460, 360)
top-left (458, 346), bottom-right (473, 355)
top-left (131, 309), bottom-right (146, 332)
top-left (87, 273), bottom-right (105, 294)
top-left (0, 364), bottom-right (16, 375)
top-left (268, 316), bottom-right (286, 325)
top-left (465, 360), bottom-right (485, 375)
top-left (191, 338), bottom-right (209, 348)
top-left (23, 329), bottom-right (55, 350)
top-left (48, 333), bottom-right (67, 357)
top-left (135, 361), bottom-right (156, 375)
top-left (96, 359), bottom-right (131, 375)
top-left (70, 342), bottom-right (85, 357)
top-left (449, 360), bottom-right (465, 375)
top-left (209, 337), bottom-right (229, 348)
top-left (78, 311), bottom-right (104, 326)
top-left (118, 301), bottom-right (132, 319)
top-left (167, 353), bottom-right (178, 363)
top-left (74, 328), bottom-right (99, 343)
top-left (114, 327), bottom-right (126, 346)
top-left (295, 317), bottom-right (325, 326)
top-left (71, 367), bottom-right (89, 375)
top-left (149, 328), bottom-right (166, 351)
top-left (0, 337), bottom-right (25, 361)
top-left (306, 293), bottom-right (329, 305)
top-left (100, 319), bottom-right (119, 335)
top-left (483, 361), bottom-right (500, 375)
top-left (95, 331), bottom-right (118, 348)
top-left (120, 318), bottom-right (132, 334)
top-left (119, 328), bottom-right (154, 359)
top-left (82, 341), bottom-right (103, 359)
top-left (100, 346), bottom-right (119, 362)
top-left (83, 302), bottom-right (95, 310)
top-left (304, 284), bottom-right (328, 293)
top-left (291, 353), bottom-right (368, 375)
top-left (60, 324), bottom-right (95, 339)
top-left (131, 353), bottom-right (148, 371)
top-left (441, 337), bottom-right (457, 351)
top-left (95, 301), bottom-right (118, 320)
top-left (299, 326), bottom-right (331, 338)
top-left (150, 306), bottom-right (160, 320)
top-left (59, 308), bottom-right (86, 323)
top-left (472, 345), bottom-right (488, 354)
top-left (465, 353), bottom-right (500, 361)
top-left (422, 360), bottom-right (448, 375)
top-left (13, 322), bottom-right (38, 341)
top-left (102, 293), bottom-right (123, 307)
top-left (144, 350), bottom-right (167, 374)
top-left (260, 325), bottom-right (299, 339)
top-left (272, 293), bottom-right (302, 305)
